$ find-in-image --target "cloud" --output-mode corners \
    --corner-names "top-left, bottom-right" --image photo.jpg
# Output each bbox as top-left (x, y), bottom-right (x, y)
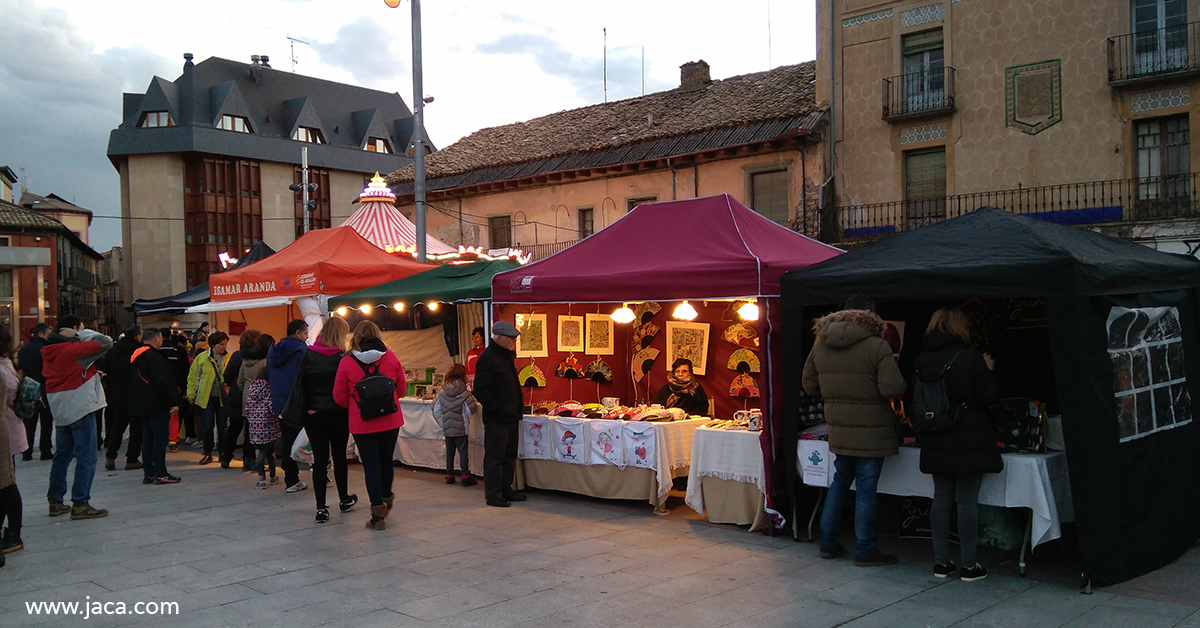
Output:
top-left (310, 17), bottom-right (409, 86)
top-left (0, 0), bottom-right (178, 251)
top-left (475, 32), bottom-right (671, 103)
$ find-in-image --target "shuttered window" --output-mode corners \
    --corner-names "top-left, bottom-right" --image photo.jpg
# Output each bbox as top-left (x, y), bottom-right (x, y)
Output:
top-left (489, 215), bottom-right (512, 249)
top-left (905, 147), bottom-right (947, 227)
top-left (750, 170), bottom-right (790, 224)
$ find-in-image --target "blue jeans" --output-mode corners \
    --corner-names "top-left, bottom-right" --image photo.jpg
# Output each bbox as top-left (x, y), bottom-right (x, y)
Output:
top-left (201, 403), bottom-right (226, 456)
top-left (820, 455), bottom-right (884, 557)
top-left (140, 412), bottom-right (170, 480)
top-left (47, 412), bottom-right (100, 506)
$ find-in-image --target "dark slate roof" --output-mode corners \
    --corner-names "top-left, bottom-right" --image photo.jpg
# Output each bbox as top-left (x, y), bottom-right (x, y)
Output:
top-left (107, 56), bottom-right (416, 174)
top-left (0, 198), bottom-right (102, 259)
top-left (388, 61), bottom-right (820, 192)
top-left (0, 166), bottom-right (15, 184)
top-left (19, 192), bottom-right (94, 219)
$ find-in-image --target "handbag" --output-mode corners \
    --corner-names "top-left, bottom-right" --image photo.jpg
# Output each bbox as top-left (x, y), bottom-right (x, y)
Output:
top-left (13, 376), bottom-right (43, 421)
top-left (280, 354), bottom-right (307, 429)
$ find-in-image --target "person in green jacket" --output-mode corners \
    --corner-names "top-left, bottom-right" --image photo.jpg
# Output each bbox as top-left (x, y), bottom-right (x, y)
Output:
top-left (186, 331), bottom-right (230, 466)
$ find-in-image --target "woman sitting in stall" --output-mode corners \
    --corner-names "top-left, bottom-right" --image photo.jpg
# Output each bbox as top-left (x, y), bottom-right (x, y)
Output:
top-left (654, 358), bottom-right (709, 416)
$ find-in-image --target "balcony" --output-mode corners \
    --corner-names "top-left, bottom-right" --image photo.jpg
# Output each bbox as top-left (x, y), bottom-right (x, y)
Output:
top-left (882, 67), bottom-right (956, 122)
top-left (812, 174), bottom-right (1200, 244)
top-left (1108, 21), bottom-right (1200, 86)
top-left (521, 240), bottom-right (578, 262)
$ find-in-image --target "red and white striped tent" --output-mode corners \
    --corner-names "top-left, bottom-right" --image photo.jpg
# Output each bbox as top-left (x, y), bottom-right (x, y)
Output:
top-left (341, 174), bottom-right (456, 255)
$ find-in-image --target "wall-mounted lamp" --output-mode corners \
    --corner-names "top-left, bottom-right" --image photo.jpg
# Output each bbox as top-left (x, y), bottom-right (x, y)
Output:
top-left (672, 300), bottom-right (698, 321)
top-left (610, 304), bottom-right (636, 324)
top-left (737, 301), bottom-right (759, 321)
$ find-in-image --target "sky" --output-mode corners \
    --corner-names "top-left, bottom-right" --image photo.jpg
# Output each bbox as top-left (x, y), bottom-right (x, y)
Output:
top-left (0, 0), bottom-right (817, 251)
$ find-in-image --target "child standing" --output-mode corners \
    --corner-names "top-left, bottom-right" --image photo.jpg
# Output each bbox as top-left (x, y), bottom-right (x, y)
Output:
top-left (432, 364), bottom-right (477, 486)
top-left (239, 334), bottom-right (279, 489)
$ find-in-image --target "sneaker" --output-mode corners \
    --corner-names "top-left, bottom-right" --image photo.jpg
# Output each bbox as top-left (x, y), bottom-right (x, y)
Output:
top-left (70, 504), bottom-right (109, 520)
top-left (339, 494), bottom-right (358, 513)
top-left (142, 476), bottom-right (155, 485)
top-left (1, 532), bottom-right (23, 554)
top-left (168, 445), bottom-right (179, 453)
top-left (933, 562), bottom-right (957, 579)
top-left (819, 543), bottom-right (845, 559)
top-left (269, 476), bottom-right (280, 486)
top-left (460, 476), bottom-right (477, 487)
top-left (48, 501), bottom-right (71, 517)
top-left (198, 455), bottom-right (213, 465)
top-left (445, 475), bottom-right (456, 484)
top-left (960, 564), bottom-right (988, 582)
top-left (285, 481), bottom-right (307, 494)
top-left (854, 552), bottom-right (898, 567)
top-left (315, 508), bottom-right (330, 523)
top-left (255, 479), bottom-right (268, 490)
top-left (104, 458), bottom-right (116, 471)
top-left (154, 475), bottom-right (181, 485)
top-left (125, 461), bottom-right (142, 471)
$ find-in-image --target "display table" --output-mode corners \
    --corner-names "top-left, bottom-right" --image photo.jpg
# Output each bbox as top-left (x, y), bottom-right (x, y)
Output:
top-left (685, 427), bottom-right (768, 529)
top-left (519, 416), bottom-right (708, 508)
top-left (392, 398), bottom-right (486, 477)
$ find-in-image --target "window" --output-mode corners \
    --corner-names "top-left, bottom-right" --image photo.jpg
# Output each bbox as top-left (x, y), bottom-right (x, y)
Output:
top-left (578, 207), bottom-right (595, 238)
top-left (626, 195), bottom-right (657, 212)
top-left (366, 137), bottom-right (392, 154)
top-left (750, 169), bottom-right (790, 224)
top-left (294, 167), bottom-right (332, 238)
top-left (218, 114), bottom-right (251, 133)
top-left (902, 29), bottom-right (945, 112)
top-left (1133, 0), bottom-right (1188, 74)
top-left (292, 127), bottom-right (325, 144)
top-left (904, 147), bottom-right (947, 229)
top-left (184, 157), bottom-right (262, 289)
top-left (139, 111), bottom-right (173, 128)
top-left (488, 215), bottom-right (512, 249)
top-left (1136, 115), bottom-right (1191, 212)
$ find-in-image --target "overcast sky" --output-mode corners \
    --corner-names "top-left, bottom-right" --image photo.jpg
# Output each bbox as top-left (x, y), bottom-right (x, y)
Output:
top-left (0, 0), bottom-right (816, 251)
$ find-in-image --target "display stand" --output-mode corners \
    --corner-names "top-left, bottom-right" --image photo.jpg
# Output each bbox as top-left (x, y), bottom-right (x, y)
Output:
top-left (685, 427), bottom-right (769, 529)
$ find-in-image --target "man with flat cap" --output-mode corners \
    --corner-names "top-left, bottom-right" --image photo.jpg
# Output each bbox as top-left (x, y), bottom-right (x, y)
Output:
top-left (473, 321), bottom-right (525, 507)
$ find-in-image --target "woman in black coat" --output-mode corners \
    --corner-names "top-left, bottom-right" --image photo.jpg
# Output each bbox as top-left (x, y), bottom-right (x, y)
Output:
top-left (914, 307), bottom-right (1000, 583)
top-left (296, 317), bottom-right (356, 523)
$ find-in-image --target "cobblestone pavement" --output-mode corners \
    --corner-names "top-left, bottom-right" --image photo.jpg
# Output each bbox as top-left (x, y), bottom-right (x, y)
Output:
top-left (1, 446), bottom-right (1197, 628)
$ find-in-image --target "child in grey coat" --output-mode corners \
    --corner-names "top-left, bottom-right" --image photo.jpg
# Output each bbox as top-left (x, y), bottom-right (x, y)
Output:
top-left (433, 364), bottom-right (478, 486)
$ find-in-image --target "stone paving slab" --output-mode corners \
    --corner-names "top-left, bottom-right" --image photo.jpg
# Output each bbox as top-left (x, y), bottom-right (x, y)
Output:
top-left (1, 446), bottom-right (1198, 627)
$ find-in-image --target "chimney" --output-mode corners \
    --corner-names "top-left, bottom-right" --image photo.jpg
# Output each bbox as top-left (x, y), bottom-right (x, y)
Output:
top-left (180, 53), bottom-right (195, 125)
top-left (250, 54), bottom-right (261, 65)
top-left (260, 55), bottom-right (271, 68)
top-left (680, 60), bottom-right (710, 90)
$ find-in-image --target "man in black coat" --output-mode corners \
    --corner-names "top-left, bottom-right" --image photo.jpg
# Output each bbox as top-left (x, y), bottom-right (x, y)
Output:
top-left (130, 329), bottom-right (182, 485)
top-left (158, 332), bottom-right (193, 448)
top-left (473, 321), bottom-right (525, 507)
top-left (102, 326), bottom-right (144, 471)
top-left (16, 323), bottom-right (53, 460)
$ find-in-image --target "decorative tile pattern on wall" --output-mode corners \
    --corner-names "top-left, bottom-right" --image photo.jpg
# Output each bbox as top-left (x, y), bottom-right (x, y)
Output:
top-left (901, 3), bottom-right (943, 28)
top-left (1005, 60), bottom-right (1063, 135)
top-left (842, 8), bottom-right (893, 27)
top-left (1130, 88), bottom-right (1191, 114)
top-left (899, 123), bottom-right (948, 144)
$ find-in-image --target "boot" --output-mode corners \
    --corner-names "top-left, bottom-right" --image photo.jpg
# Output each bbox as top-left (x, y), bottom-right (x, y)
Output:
top-left (366, 505), bottom-right (388, 530)
top-left (382, 493), bottom-right (394, 512)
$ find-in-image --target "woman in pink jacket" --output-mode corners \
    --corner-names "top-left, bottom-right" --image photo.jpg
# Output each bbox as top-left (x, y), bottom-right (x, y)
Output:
top-left (333, 320), bottom-right (405, 530)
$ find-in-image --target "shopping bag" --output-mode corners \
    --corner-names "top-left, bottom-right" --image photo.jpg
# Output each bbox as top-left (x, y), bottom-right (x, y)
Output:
top-left (290, 427), bottom-right (314, 464)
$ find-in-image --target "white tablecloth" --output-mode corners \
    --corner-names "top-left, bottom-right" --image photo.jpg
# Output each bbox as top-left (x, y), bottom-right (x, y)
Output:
top-left (685, 427), bottom-right (766, 516)
top-left (797, 440), bottom-right (1074, 548)
top-left (392, 398), bottom-right (485, 476)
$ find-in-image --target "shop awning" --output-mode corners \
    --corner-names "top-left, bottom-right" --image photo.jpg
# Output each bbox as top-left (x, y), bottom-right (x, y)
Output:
top-left (330, 259), bottom-right (521, 308)
top-left (132, 241), bottom-right (276, 315)
top-left (185, 296), bottom-right (295, 313)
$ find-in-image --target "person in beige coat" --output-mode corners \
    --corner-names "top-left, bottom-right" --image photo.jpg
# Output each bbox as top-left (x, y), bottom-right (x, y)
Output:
top-left (802, 295), bottom-right (906, 567)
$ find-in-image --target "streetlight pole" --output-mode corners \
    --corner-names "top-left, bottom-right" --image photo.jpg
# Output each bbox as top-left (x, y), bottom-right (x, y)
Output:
top-left (411, 0), bottom-right (427, 263)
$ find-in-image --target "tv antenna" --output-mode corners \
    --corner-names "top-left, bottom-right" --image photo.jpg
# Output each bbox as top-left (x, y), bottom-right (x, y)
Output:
top-left (287, 36), bottom-right (310, 73)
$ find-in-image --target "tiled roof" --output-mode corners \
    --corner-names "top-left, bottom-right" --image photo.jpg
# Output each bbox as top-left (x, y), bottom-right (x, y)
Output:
top-left (19, 192), bottom-right (94, 217)
top-left (387, 61), bottom-right (819, 188)
top-left (0, 198), bottom-right (70, 232)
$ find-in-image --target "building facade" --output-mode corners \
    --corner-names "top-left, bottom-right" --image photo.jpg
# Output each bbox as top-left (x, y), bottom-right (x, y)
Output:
top-left (814, 0), bottom-right (1200, 253)
top-left (108, 55), bottom-right (416, 304)
top-left (0, 167), bottom-right (15, 204)
top-left (388, 61), bottom-right (825, 259)
top-left (17, 192), bottom-right (93, 245)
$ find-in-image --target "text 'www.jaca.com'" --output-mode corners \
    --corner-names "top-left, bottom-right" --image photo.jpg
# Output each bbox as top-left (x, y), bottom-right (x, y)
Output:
top-left (25, 597), bottom-right (180, 619)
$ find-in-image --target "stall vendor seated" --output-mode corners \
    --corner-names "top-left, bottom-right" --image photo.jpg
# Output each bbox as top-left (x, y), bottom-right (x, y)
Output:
top-left (654, 358), bottom-right (710, 416)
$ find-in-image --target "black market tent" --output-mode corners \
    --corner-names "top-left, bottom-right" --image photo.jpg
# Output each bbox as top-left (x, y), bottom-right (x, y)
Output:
top-left (779, 207), bottom-right (1200, 585)
top-left (132, 241), bottom-right (276, 315)
top-left (329, 259), bottom-right (522, 308)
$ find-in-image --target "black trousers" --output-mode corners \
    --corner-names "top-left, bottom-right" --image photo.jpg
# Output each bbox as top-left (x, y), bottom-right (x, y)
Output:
top-left (483, 422), bottom-right (519, 502)
top-left (104, 405), bottom-right (142, 463)
top-left (178, 400), bottom-right (196, 439)
top-left (220, 412), bottom-right (253, 465)
top-left (305, 410), bottom-right (350, 509)
top-left (445, 435), bottom-right (469, 476)
top-left (24, 397), bottom-right (53, 457)
top-left (0, 484), bottom-right (22, 538)
top-left (277, 422), bottom-right (302, 487)
top-left (355, 428), bottom-right (399, 507)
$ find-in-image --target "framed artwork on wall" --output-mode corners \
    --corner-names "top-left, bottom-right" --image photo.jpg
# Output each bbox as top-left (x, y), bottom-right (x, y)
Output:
top-left (666, 321), bottom-right (711, 375)
top-left (557, 315), bottom-right (585, 352)
top-left (515, 313), bottom-right (549, 358)
top-left (585, 313), bottom-right (615, 355)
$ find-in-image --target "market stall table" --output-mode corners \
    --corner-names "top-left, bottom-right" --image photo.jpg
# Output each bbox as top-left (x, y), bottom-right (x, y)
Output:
top-left (685, 426), bottom-right (769, 529)
top-left (797, 437), bottom-right (1073, 574)
top-left (390, 398), bottom-right (492, 478)
top-left (519, 415), bottom-right (709, 511)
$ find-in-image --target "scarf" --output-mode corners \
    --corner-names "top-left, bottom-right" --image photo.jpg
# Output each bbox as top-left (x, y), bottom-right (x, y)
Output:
top-left (665, 373), bottom-right (699, 409)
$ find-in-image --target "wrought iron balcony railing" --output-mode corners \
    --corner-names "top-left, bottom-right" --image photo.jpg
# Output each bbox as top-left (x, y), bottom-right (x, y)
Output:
top-left (1108, 21), bottom-right (1200, 85)
top-left (813, 173), bottom-right (1200, 243)
top-left (882, 67), bottom-right (956, 121)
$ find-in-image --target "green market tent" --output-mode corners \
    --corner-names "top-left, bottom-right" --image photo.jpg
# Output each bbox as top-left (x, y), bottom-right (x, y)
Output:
top-left (329, 259), bottom-right (521, 308)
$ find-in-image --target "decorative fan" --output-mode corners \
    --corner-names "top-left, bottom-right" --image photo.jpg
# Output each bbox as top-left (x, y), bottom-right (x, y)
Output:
top-left (556, 355), bottom-right (584, 379)
top-left (631, 302), bottom-right (662, 324)
top-left (584, 358), bottom-right (614, 383)
top-left (727, 348), bottom-right (761, 373)
top-left (632, 322), bottom-right (660, 349)
top-left (630, 347), bottom-right (660, 383)
top-left (723, 323), bottom-right (759, 349)
top-left (729, 373), bottom-right (760, 398)
top-left (518, 363), bottom-right (547, 388)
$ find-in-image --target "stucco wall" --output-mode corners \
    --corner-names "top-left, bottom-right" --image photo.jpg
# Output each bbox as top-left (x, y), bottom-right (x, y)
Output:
top-left (125, 153), bottom-right (186, 300)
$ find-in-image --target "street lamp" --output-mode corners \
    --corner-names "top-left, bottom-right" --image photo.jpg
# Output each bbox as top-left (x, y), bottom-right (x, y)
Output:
top-left (384, 0), bottom-right (428, 262)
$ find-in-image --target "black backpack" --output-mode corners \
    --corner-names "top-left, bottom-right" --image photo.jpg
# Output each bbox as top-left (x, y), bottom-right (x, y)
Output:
top-left (353, 359), bottom-right (398, 420)
top-left (910, 350), bottom-right (966, 434)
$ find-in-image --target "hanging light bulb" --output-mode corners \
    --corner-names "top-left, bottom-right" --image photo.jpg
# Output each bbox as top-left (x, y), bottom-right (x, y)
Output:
top-left (393, 302), bottom-right (405, 311)
top-left (738, 301), bottom-right (760, 321)
top-left (610, 303), bottom-right (636, 324)
top-left (361, 305), bottom-right (372, 314)
top-left (428, 302), bottom-right (439, 311)
top-left (673, 300), bottom-right (698, 321)
top-left (336, 306), bottom-right (348, 317)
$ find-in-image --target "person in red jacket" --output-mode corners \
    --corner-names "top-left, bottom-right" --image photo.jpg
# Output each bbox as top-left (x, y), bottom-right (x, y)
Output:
top-left (332, 320), bottom-right (405, 530)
